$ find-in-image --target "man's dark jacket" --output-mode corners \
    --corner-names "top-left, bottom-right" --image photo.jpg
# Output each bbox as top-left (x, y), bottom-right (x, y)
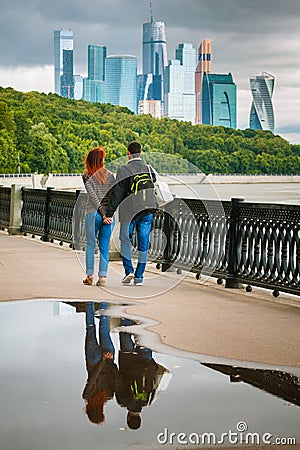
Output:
top-left (106, 158), bottom-right (156, 222)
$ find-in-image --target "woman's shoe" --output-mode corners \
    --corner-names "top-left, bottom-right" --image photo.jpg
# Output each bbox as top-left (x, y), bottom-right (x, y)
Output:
top-left (96, 277), bottom-right (106, 287)
top-left (83, 276), bottom-right (93, 285)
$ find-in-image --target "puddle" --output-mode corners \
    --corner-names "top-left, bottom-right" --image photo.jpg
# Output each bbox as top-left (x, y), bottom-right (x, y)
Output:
top-left (0, 299), bottom-right (299, 450)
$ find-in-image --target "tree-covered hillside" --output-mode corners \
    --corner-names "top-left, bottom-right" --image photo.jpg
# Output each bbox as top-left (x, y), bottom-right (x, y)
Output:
top-left (0, 87), bottom-right (299, 174)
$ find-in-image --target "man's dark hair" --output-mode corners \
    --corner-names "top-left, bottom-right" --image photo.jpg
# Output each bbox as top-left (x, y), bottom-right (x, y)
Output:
top-left (127, 411), bottom-right (141, 430)
top-left (128, 141), bottom-right (142, 155)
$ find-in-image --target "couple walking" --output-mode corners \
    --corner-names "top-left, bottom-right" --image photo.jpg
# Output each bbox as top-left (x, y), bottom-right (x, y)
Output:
top-left (82, 141), bottom-right (156, 287)
top-left (82, 301), bottom-right (166, 429)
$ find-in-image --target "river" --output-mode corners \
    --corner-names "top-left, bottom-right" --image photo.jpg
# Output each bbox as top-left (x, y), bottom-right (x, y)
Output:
top-left (170, 182), bottom-right (300, 205)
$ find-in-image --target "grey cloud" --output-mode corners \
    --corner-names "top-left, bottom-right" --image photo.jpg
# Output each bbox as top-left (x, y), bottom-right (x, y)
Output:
top-left (0, 0), bottom-right (299, 125)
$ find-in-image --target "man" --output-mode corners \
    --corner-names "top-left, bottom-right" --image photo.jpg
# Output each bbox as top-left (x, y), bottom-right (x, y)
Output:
top-left (106, 141), bottom-right (156, 286)
top-left (116, 318), bottom-right (167, 430)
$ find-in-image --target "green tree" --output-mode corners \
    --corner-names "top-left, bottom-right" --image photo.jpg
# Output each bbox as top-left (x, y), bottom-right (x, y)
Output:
top-left (27, 122), bottom-right (69, 174)
top-left (0, 129), bottom-right (18, 173)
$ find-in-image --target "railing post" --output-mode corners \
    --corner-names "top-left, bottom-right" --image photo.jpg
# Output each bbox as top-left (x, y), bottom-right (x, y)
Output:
top-left (109, 209), bottom-right (121, 261)
top-left (225, 197), bottom-right (244, 289)
top-left (42, 187), bottom-right (54, 242)
top-left (8, 184), bottom-right (23, 235)
top-left (162, 211), bottom-right (172, 272)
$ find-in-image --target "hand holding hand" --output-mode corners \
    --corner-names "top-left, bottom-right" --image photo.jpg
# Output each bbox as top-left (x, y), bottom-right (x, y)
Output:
top-left (103, 216), bottom-right (113, 224)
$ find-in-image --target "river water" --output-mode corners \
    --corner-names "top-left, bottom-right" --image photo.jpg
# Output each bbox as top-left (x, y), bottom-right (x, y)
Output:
top-left (170, 182), bottom-right (300, 205)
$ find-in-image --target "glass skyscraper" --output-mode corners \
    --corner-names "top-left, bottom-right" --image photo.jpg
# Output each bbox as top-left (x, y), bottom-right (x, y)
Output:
top-left (83, 79), bottom-right (105, 103)
top-left (60, 49), bottom-right (74, 98)
top-left (54, 29), bottom-right (74, 96)
top-left (164, 60), bottom-right (185, 120)
top-left (83, 45), bottom-right (107, 103)
top-left (142, 15), bottom-right (167, 102)
top-left (105, 56), bottom-right (137, 113)
top-left (87, 44), bottom-right (106, 81)
top-left (202, 73), bottom-right (237, 129)
top-left (249, 72), bottom-right (275, 133)
top-left (175, 43), bottom-right (196, 123)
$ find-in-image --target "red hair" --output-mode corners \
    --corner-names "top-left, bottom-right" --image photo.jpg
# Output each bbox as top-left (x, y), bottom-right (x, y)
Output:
top-left (85, 389), bottom-right (107, 425)
top-left (85, 146), bottom-right (107, 184)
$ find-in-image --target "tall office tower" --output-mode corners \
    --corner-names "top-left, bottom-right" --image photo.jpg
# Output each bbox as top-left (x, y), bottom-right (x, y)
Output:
top-left (249, 72), bottom-right (275, 133)
top-left (83, 44), bottom-right (107, 103)
top-left (138, 100), bottom-right (162, 118)
top-left (60, 49), bottom-right (74, 98)
top-left (137, 73), bottom-right (162, 102)
top-left (175, 43), bottom-right (197, 122)
top-left (195, 39), bottom-right (212, 124)
top-left (83, 79), bottom-right (105, 103)
top-left (74, 74), bottom-right (83, 100)
top-left (164, 60), bottom-right (184, 120)
top-left (142, 7), bottom-right (168, 102)
top-left (87, 44), bottom-right (106, 80)
top-left (54, 29), bottom-right (74, 95)
top-left (202, 73), bottom-right (237, 129)
top-left (105, 55), bottom-right (137, 113)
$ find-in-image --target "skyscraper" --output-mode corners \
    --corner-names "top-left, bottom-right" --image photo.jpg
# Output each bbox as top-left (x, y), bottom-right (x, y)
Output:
top-left (138, 100), bottom-right (162, 118)
top-left (105, 55), bottom-right (137, 113)
top-left (249, 72), bottom-right (275, 133)
top-left (83, 45), bottom-right (107, 103)
top-left (74, 75), bottom-right (83, 100)
top-left (60, 49), bottom-right (74, 98)
top-left (195, 39), bottom-right (212, 124)
top-left (175, 43), bottom-right (197, 122)
top-left (137, 73), bottom-right (162, 104)
top-left (87, 44), bottom-right (106, 81)
top-left (164, 60), bottom-right (185, 120)
top-left (54, 29), bottom-right (74, 96)
top-left (142, 7), bottom-right (168, 103)
top-left (202, 73), bottom-right (237, 129)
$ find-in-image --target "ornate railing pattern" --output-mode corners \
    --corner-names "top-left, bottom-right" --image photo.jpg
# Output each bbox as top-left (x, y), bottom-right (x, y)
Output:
top-left (21, 188), bottom-right (48, 237)
top-left (148, 199), bottom-right (230, 279)
top-left (21, 187), bottom-right (77, 243)
top-left (47, 189), bottom-right (77, 243)
top-left (0, 187), bottom-right (299, 296)
top-left (0, 186), bottom-right (11, 229)
top-left (231, 200), bottom-right (300, 294)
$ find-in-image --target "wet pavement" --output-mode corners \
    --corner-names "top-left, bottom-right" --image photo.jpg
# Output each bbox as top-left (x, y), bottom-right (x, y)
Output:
top-left (0, 300), bottom-right (299, 450)
top-left (1, 232), bottom-right (300, 368)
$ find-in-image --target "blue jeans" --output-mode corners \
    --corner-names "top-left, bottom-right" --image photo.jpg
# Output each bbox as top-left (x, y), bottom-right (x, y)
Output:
top-left (119, 213), bottom-right (153, 283)
top-left (85, 302), bottom-right (115, 367)
top-left (85, 211), bottom-right (114, 277)
top-left (119, 318), bottom-right (152, 360)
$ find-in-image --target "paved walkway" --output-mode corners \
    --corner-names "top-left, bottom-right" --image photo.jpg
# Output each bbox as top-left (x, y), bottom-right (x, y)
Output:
top-left (1, 231), bottom-right (300, 370)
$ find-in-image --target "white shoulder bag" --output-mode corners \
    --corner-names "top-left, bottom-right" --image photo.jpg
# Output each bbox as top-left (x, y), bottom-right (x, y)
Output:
top-left (147, 165), bottom-right (174, 207)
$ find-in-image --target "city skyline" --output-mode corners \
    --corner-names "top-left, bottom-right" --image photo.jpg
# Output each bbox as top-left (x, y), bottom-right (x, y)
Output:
top-left (0, 0), bottom-right (299, 143)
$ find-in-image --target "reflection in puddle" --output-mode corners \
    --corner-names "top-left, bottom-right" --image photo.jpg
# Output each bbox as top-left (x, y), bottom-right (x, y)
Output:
top-left (0, 299), bottom-right (299, 450)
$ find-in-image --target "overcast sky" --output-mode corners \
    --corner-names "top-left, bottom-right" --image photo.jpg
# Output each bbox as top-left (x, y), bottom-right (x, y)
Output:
top-left (0, 0), bottom-right (299, 143)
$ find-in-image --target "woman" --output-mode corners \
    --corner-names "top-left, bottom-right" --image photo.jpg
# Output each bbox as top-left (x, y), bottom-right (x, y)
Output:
top-left (82, 302), bottom-right (119, 425)
top-left (82, 146), bottom-right (115, 287)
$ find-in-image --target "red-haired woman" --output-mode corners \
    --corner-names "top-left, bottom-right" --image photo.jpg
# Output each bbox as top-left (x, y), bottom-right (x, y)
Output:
top-left (82, 146), bottom-right (115, 287)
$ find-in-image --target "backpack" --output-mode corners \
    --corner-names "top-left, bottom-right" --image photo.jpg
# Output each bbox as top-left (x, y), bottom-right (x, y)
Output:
top-left (128, 168), bottom-right (157, 213)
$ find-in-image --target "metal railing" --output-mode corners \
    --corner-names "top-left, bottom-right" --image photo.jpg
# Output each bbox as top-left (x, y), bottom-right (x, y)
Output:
top-left (0, 186), bottom-right (299, 297)
top-left (0, 186), bottom-right (11, 228)
top-left (21, 187), bottom-right (77, 243)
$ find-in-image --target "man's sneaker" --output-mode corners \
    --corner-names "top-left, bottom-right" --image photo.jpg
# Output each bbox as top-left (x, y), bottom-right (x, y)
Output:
top-left (121, 273), bottom-right (134, 284)
top-left (134, 281), bottom-right (143, 286)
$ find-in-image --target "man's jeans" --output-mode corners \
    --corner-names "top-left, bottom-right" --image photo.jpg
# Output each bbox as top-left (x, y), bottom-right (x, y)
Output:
top-left (119, 318), bottom-right (152, 360)
top-left (85, 211), bottom-right (114, 277)
top-left (119, 213), bottom-right (153, 283)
